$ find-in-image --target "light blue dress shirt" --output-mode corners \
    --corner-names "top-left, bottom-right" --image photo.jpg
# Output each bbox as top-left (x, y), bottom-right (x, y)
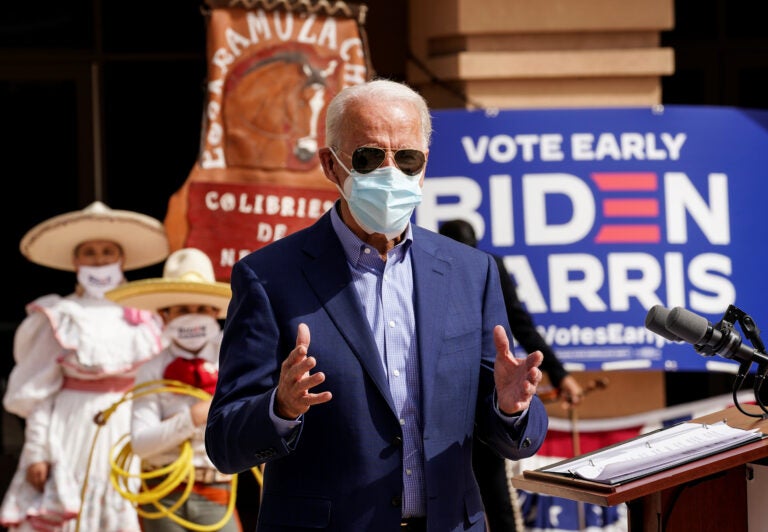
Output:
top-left (329, 206), bottom-right (426, 517)
top-left (269, 203), bottom-right (527, 519)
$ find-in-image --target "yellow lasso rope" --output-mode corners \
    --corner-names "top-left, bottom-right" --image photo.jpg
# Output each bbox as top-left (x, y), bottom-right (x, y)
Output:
top-left (79, 378), bottom-right (262, 532)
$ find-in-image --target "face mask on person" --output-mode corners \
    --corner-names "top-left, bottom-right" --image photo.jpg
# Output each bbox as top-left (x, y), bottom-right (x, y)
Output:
top-left (76, 262), bottom-right (124, 299)
top-left (164, 314), bottom-right (221, 352)
top-left (330, 147), bottom-right (423, 240)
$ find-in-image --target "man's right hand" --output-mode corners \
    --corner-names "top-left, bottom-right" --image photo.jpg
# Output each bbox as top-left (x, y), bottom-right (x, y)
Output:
top-left (275, 323), bottom-right (333, 419)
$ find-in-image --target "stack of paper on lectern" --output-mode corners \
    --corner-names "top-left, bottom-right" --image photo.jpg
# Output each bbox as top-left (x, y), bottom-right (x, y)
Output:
top-left (539, 420), bottom-right (764, 485)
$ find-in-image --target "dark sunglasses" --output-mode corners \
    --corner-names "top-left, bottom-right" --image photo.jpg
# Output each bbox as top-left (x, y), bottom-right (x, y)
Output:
top-left (346, 146), bottom-right (427, 176)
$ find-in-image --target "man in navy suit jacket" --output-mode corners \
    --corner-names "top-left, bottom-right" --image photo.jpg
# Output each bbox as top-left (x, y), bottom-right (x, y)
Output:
top-left (206, 79), bottom-right (548, 532)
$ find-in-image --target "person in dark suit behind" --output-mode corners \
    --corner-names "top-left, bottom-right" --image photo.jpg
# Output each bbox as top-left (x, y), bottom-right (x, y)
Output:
top-left (205, 78), bottom-right (549, 532)
top-left (439, 218), bottom-right (584, 531)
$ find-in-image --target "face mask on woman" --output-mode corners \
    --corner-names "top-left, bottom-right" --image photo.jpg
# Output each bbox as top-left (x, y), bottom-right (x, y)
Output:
top-left (164, 313), bottom-right (221, 352)
top-left (77, 262), bottom-right (124, 299)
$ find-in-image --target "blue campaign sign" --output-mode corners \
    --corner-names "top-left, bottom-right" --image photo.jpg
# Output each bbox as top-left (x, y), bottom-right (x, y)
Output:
top-left (416, 105), bottom-right (768, 372)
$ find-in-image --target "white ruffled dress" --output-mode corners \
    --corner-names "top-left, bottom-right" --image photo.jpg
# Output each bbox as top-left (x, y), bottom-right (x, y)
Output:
top-left (0, 293), bottom-right (163, 531)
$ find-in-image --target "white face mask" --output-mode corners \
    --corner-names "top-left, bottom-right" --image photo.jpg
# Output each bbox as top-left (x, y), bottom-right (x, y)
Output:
top-left (164, 314), bottom-right (221, 352)
top-left (329, 147), bottom-right (423, 240)
top-left (77, 262), bottom-right (124, 299)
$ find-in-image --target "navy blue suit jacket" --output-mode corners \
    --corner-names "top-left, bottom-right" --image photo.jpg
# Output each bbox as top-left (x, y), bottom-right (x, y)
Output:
top-left (206, 210), bottom-right (548, 531)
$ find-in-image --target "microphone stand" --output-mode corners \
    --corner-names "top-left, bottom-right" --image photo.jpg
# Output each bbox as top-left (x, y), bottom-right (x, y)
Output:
top-left (718, 305), bottom-right (768, 418)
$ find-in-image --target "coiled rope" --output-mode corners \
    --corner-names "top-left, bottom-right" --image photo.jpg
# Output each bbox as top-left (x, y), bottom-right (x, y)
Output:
top-left (79, 378), bottom-right (262, 532)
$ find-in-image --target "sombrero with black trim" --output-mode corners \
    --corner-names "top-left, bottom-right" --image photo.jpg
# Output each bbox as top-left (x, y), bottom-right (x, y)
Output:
top-left (105, 247), bottom-right (231, 318)
top-left (20, 201), bottom-right (169, 272)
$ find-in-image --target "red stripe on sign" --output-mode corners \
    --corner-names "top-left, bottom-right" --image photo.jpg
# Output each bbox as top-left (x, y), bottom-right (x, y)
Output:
top-left (594, 225), bottom-right (661, 243)
top-left (592, 172), bottom-right (658, 190)
top-left (603, 198), bottom-right (659, 217)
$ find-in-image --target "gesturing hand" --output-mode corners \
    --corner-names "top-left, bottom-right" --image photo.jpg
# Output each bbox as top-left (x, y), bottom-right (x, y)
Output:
top-left (492, 325), bottom-right (543, 415)
top-left (275, 323), bottom-right (333, 419)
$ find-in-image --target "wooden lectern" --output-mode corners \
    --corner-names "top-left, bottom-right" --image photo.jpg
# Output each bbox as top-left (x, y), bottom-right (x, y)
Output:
top-left (513, 405), bottom-right (768, 531)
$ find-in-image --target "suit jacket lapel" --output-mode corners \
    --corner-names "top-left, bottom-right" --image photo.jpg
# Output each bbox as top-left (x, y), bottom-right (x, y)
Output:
top-left (410, 227), bottom-right (451, 423)
top-left (301, 215), bottom-right (395, 412)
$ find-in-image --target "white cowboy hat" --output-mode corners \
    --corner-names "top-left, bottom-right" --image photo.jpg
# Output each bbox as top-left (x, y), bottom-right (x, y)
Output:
top-left (105, 248), bottom-right (231, 318)
top-left (20, 201), bottom-right (169, 272)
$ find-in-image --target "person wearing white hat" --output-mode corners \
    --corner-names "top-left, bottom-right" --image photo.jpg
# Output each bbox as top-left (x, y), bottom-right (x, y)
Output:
top-left (105, 247), bottom-right (240, 532)
top-left (0, 201), bottom-right (170, 532)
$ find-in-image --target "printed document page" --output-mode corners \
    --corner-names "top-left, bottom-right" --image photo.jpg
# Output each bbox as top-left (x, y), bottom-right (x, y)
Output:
top-left (541, 420), bottom-right (763, 485)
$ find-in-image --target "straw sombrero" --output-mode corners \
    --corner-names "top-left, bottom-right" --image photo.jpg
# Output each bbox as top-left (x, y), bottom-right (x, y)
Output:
top-left (20, 201), bottom-right (169, 272)
top-left (105, 248), bottom-right (231, 318)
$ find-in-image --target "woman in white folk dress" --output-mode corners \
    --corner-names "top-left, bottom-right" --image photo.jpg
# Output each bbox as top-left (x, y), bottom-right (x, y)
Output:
top-left (0, 201), bottom-right (169, 532)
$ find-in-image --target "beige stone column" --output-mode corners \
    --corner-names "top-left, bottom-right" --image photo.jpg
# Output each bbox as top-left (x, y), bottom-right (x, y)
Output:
top-left (408, 0), bottom-right (675, 416)
top-left (408, 0), bottom-right (675, 109)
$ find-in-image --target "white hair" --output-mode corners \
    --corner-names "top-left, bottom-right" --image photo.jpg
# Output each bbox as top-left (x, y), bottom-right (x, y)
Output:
top-left (325, 79), bottom-right (432, 149)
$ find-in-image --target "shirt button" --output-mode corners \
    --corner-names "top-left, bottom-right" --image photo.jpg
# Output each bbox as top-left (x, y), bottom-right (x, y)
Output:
top-left (406, 468), bottom-right (412, 475)
top-left (364, 248), bottom-right (371, 254)
top-left (399, 418), bottom-right (405, 425)
top-left (388, 320), bottom-right (395, 328)
top-left (393, 369), bottom-right (400, 377)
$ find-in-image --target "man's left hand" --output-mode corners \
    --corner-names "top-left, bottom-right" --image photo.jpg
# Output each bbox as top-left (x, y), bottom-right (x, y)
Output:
top-left (492, 325), bottom-right (543, 415)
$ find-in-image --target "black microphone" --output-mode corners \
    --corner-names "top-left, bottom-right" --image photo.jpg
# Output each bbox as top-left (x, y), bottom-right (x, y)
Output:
top-left (644, 305), bottom-right (683, 342)
top-left (665, 306), bottom-right (768, 366)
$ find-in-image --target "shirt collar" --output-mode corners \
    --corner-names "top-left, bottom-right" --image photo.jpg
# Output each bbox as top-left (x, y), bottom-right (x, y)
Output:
top-left (329, 201), bottom-right (413, 266)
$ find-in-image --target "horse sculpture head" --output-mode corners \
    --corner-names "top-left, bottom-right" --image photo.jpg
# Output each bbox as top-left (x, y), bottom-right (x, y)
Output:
top-left (223, 43), bottom-right (340, 172)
